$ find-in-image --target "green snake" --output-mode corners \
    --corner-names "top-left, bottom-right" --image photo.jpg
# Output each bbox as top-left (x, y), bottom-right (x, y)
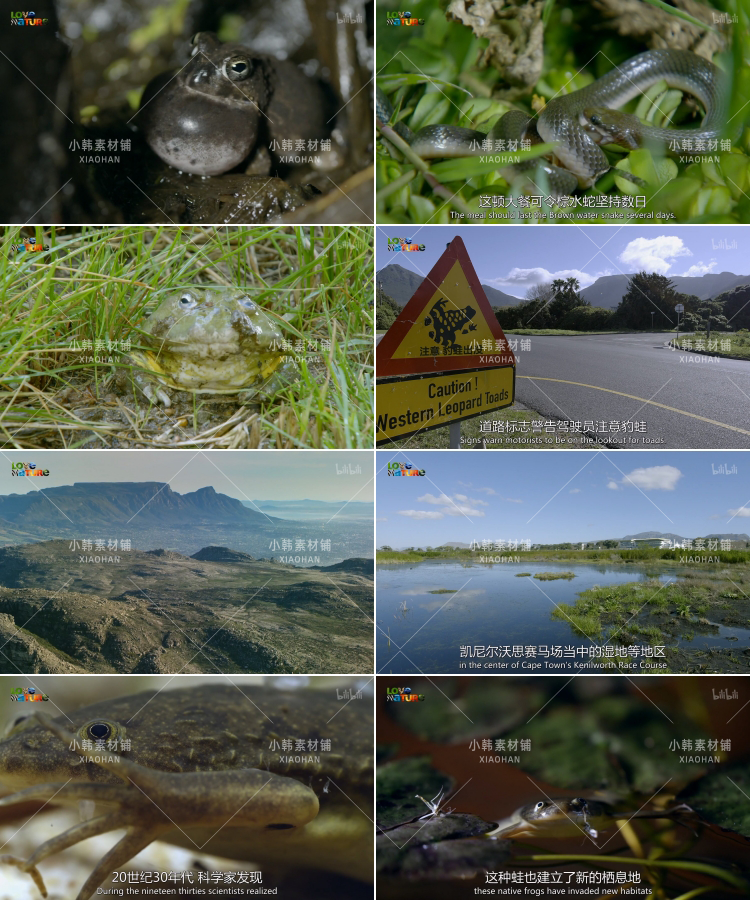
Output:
top-left (377, 49), bottom-right (731, 196)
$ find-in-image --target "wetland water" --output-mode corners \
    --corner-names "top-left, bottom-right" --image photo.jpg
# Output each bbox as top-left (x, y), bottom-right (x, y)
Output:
top-left (376, 560), bottom-right (750, 673)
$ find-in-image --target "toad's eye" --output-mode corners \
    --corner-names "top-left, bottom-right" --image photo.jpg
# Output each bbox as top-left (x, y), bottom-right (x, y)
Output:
top-left (179, 293), bottom-right (198, 309)
top-left (534, 802), bottom-right (545, 811)
top-left (88, 722), bottom-right (112, 741)
top-left (77, 719), bottom-right (124, 746)
top-left (225, 57), bottom-right (251, 81)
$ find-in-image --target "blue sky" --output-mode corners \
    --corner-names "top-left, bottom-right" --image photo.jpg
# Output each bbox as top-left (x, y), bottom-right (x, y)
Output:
top-left (4, 451), bottom-right (373, 503)
top-left (377, 226), bottom-right (748, 299)
top-left (376, 451), bottom-right (750, 546)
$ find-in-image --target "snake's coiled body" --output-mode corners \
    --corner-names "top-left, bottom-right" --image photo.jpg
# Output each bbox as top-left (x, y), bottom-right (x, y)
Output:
top-left (377, 49), bottom-right (730, 196)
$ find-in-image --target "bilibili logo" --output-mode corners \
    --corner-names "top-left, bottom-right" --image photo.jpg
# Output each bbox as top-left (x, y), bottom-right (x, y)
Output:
top-left (385, 687), bottom-right (425, 702)
top-left (11, 462), bottom-right (50, 477)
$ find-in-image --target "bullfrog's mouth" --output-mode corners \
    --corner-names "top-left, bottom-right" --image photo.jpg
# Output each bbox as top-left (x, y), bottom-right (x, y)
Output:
top-left (130, 347), bottom-right (285, 393)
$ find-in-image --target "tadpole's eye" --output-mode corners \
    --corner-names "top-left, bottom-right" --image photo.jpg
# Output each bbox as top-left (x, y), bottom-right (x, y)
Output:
top-left (224, 57), bottom-right (251, 81)
top-left (534, 802), bottom-right (545, 811)
top-left (266, 823), bottom-right (295, 830)
top-left (178, 292), bottom-right (198, 309)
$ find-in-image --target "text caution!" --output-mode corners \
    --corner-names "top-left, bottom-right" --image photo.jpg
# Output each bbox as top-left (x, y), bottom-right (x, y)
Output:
top-left (377, 368), bottom-right (515, 444)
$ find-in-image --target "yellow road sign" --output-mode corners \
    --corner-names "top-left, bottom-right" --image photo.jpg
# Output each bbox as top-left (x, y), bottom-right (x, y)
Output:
top-left (377, 236), bottom-right (516, 376)
top-left (376, 367), bottom-right (515, 444)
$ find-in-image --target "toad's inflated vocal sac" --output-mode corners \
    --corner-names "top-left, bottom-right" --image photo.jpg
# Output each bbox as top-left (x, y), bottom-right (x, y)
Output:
top-left (0, 685), bottom-right (373, 900)
top-left (139, 32), bottom-right (332, 177)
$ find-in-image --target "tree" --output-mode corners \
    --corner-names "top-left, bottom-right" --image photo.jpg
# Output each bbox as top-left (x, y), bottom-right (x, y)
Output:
top-left (714, 283), bottom-right (750, 330)
top-left (376, 291), bottom-right (401, 330)
top-left (548, 277), bottom-right (587, 323)
top-left (614, 272), bottom-right (684, 330)
top-left (517, 283), bottom-right (556, 328)
top-left (602, 539), bottom-right (619, 548)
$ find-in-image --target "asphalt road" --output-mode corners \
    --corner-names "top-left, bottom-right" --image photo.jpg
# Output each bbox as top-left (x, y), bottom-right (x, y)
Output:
top-left (507, 331), bottom-right (750, 449)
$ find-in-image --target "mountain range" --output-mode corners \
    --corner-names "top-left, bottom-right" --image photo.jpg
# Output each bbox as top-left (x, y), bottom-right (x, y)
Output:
top-left (0, 540), bottom-right (373, 675)
top-left (243, 499), bottom-right (373, 521)
top-left (0, 483), bottom-right (372, 563)
top-left (377, 264), bottom-right (750, 311)
top-left (377, 263), bottom-right (518, 307)
top-left (580, 272), bottom-right (750, 309)
top-left (0, 482), bottom-right (277, 527)
top-left (620, 531), bottom-right (750, 542)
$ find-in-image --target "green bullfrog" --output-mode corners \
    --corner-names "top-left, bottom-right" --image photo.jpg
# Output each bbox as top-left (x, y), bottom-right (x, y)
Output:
top-left (138, 32), bottom-right (333, 177)
top-left (0, 684), bottom-right (373, 899)
top-left (119, 287), bottom-right (299, 407)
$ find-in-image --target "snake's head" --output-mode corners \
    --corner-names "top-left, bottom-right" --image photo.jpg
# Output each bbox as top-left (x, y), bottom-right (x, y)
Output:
top-left (581, 107), bottom-right (642, 150)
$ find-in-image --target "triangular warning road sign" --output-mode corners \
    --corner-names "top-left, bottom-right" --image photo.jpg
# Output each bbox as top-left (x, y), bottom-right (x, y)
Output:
top-left (377, 236), bottom-right (516, 376)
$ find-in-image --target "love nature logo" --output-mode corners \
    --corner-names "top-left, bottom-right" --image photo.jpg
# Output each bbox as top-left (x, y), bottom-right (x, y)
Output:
top-left (385, 687), bottom-right (425, 702)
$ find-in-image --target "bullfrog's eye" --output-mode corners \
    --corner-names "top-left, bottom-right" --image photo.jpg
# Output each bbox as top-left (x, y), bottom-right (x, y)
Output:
top-left (77, 719), bottom-right (125, 746)
top-left (238, 297), bottom-right (258, 310)
top-left (224, 56), bottom-right (251, 81)
top-left (178, 292), bottom-right (198, 309)
top-left (534, 802), bottom-right (545, 811)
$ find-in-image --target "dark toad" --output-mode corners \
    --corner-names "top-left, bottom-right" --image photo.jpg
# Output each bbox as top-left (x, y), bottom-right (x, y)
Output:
top-left (138, 32), bottom-right (333, 177)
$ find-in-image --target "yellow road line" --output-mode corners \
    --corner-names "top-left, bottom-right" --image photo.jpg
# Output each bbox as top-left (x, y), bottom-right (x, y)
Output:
top-left (518, 375), bottom-right (750, 437)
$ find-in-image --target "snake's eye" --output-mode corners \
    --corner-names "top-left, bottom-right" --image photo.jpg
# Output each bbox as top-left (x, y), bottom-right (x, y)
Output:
top-left (534, 801), bottom-right (545, 811)
top-left (224, 56), bottom-right (252, 81)
top-left (590, 114), bottom-right (602, 126)
top-left (178, 292), bottom-right (198, 309)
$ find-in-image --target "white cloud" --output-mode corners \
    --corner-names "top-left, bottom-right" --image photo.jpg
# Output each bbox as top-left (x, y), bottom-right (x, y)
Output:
top-left (618, 236), bottom-right (692, 274)
top-left (607, 481), bottom-right (619, 491)
top-left (488, 267), bottom-right (599, 292)
top-left (618, 465), bottom-right (683, 491)
top-left (569, 488), bottom-right (581, 494)
top-left (457, 481), bottom-right (472, 488)
top-left (729, 507), bottom-right (750, 517)
top-left (678, 260), bottom-right (717, 277)
top-left (403, 491), bottom-right (487, 519)
top-left (418, 493), bottom-right (453, 505)
top-left (505, 498), bottom-right (523, 503)
top-left (476, 487), bottom-right (496, 495)
top-left (398, 510), bottom-right (444, 520)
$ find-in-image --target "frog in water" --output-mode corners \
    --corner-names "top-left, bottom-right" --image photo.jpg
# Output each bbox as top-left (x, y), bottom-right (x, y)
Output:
top-left (118, 287), bottom-right (299, 408)
top-left (138, 32), bottom-right (334, 177)
top-left (487, 797), bottom-right (692, 842)
top-left (0, 684), bottom-right (373, 899)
